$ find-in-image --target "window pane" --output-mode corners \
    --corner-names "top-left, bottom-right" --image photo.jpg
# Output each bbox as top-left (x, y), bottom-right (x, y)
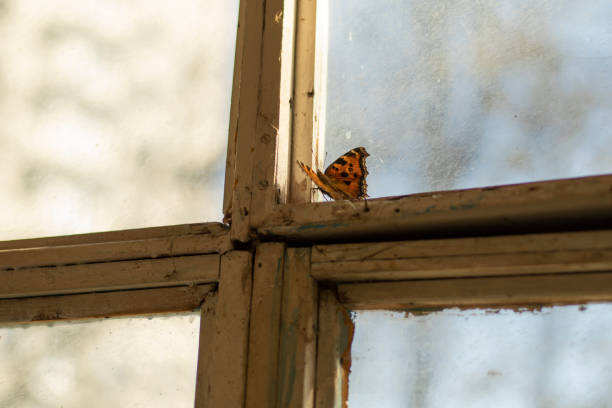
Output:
top-left (320, 0), bottom-right (612, 198)
top-left (348, 305), bottom-right (612, 407)
top-left (0, 312), bottom-right (200, 407)
top-left (0, 0), bottom-right (238, 240)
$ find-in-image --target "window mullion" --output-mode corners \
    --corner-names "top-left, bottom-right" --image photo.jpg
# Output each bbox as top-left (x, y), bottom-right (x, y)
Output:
top-left (245, 242), bottom-right (286, 408)
top-left (226, 0), bottom-right (293, 242)
top-left (194, 250), bottom-right (252, 408)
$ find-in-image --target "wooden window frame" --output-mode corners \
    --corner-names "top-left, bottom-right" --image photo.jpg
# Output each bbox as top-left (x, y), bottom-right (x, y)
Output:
top-left (0, 223), bottom-right (251, 407)
top-left (2, 1), bottom-right (612, 408)
top-left (246, 230), bottom-right (612, 408)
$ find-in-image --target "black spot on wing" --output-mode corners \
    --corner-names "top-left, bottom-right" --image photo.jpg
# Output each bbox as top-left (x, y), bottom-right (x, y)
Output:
top-left (334, 157), bottom-right (348, 166)
top-left (340, 172), bottom-right (349, 177)
top-left (344, 181), bottom-right (351, 185)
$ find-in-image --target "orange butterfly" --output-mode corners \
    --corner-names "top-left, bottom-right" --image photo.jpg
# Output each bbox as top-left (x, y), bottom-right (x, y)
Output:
top-left (297, 147), bottom-right (369, 200)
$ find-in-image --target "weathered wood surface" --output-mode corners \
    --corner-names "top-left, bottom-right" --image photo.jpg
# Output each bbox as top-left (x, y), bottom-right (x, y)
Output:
top-left (0, 222), bottom-right (227, 250)
top-left (277, 247), bottom-right (318, 408)
top-left (315, 290), bottom-right (354, 408)
top-left (1, 254), bottom-right (219, 299)
top-left (204, 251), bottom-right (253, 408)
top-left (0, 285), bottom-right (214, 324)
top-left (276, 0), bottom-right (297, 206)
top-left (290, 0), bottom-right (319, 204)
top-left (245, 243), bottom-right (286, 408)
top-left (194, 292), bottom-right (218, 407)
top-left (311, 230), bottom-right (612, 282)
top-left (250, 0), bottom-right (291, 227)
top-left (227, 0), bottom-right (265, 242)
top-left (222, 0), bottom-right (248, 223)
top-left (338, 272), bottom-right (612, 310)
top-left (0, 230), bottom-right (230, 270)
top-left (259, 174), bottom-right (612, 241)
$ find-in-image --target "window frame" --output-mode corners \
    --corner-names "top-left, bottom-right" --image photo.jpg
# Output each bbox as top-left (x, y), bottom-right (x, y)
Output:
top-left (0, 223), bottom-right (251, 407)
top-left (2, 0), bottom-right (612, 407)
top-left (250, 230), bottom-right (612, 408)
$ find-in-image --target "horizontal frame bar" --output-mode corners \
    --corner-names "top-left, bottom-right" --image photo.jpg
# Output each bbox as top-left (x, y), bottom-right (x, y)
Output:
top-left (311, 230), bottom-right (612, 282)
top-left (0, 284), bottom-right (215, 324)
top-left (0, 228), bottom-right (231, 270)
top-left (1, 254), bottom-right (219, 299)
top-left (338, 272), bottom-right (612, 310)
top-left (0, 222), bottom-right (228, 250)
top-left (259, 174), bottom-right (612, 243)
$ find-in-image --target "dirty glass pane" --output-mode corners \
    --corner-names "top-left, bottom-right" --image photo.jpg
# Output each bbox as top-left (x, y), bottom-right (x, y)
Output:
top-left (0, 0), bottom-right (238, 240)
top-left (319, 0), bottom-right (612, 199)
top-left (348, 305), bottom-right (612, 408)
top-left (0, 312), bottom-right (200, 408)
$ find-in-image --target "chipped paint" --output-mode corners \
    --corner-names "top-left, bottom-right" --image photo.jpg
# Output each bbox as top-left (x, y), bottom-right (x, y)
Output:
top-left (274, 10), bottom-right (283, 23)
top-left (297, 222), bottom-right (348, 231)
top-left (449, 202), bottom-right (478, 211)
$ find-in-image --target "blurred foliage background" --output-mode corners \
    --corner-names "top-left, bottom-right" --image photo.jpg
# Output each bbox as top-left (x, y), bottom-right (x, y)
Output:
top-left (0, 313), bottom-right (201, 408)
top-left (0, 0), bottom-right (238, 240)
top-left (324, 0), bottom-right (612, 198)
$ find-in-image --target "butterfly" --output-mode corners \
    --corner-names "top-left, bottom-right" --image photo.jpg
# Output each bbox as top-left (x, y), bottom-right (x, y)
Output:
top-left (297, 147), bottom-right (369, 200)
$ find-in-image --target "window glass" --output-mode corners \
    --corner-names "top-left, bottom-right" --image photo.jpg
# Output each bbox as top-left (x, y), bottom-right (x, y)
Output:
top-left (0, 312), bottom-right (200, 407)
top-left (348, 305), bottom-right (612, 407)
top-left (0, 0), bottom-right (238, 240)
top-left (319, 0), bottom-right (612, 199)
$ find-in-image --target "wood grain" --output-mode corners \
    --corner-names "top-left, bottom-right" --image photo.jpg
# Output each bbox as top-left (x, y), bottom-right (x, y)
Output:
top-left (206, 251), bottom-right (253, 408)
top-left (338, 272), bottom-right (612, 310)
top-left (0, 231), bottom-right (230, 270)
top-left (223, 0), bottom-right (248, 223)
top-left (246, 243), bottom-right (286, 408)
top-left (315, 290), bottom-right (354, 408)
top-left (0, 222), bottom-right (227, 250)
top-left (311, 230), bottom-right (612, 282)
top-left (228, 0), bottom-right (265, 242)
top-left (290, 0), bottom-right (319, 204)
top-left (1, 254), bottom-right (219, 299)
top-left (0, 285), bottom-right (214, 324)
top-left (277, 247), bottom-right (318, 408)
top-left (250, 0), bottom-right (291, 226)
top-left (259, 174), bottom-right (612, 241)
top-left (194, 289), bottom-right (218, 407)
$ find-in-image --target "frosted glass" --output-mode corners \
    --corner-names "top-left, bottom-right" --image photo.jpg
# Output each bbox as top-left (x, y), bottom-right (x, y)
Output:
top-left (321, 0), bottom-right (612, 199)
top-left (0, 0), bottom-right (238, 240)
top-left (348, 305), bottom-right (612, 408)
top-left (0, 312), bottom-right (200, 408)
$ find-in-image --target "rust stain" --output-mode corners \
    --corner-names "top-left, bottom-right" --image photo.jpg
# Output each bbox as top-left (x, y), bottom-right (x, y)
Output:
top-left (339, 307), bottom-right (355, 408)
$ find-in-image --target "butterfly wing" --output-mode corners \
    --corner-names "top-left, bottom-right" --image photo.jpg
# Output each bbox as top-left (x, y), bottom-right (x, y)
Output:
top-left (297, 161), bottom-right (348, 200)
top-left (323, 147), bottom-right (369, 199)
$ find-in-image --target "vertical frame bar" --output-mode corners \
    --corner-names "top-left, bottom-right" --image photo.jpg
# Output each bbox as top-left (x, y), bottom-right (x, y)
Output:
top-left (223, 0), bottom-right (249, 223)
top-left (226, 0), bottom-right (296, 240)
top-left (315, 290), bottom-right (354, 408)
top-left (194, 251), bottom-right (253, 408)
top-left (275, 0), bottom-right (298, 206)
top-left (194, 292), bottom-right (218, 405)
top-left (224, 0), bottom-right (260, 231)
top-left (290, 0), bottom-right (319, 203)
top-left (246, 242), bottom-right (287, 408)
top-left (277, 247), bottom-right (319, 407)
top-left (251, 0), bottom-right (296, 226)
top-left (313, 0), bottom-right (329, 178)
